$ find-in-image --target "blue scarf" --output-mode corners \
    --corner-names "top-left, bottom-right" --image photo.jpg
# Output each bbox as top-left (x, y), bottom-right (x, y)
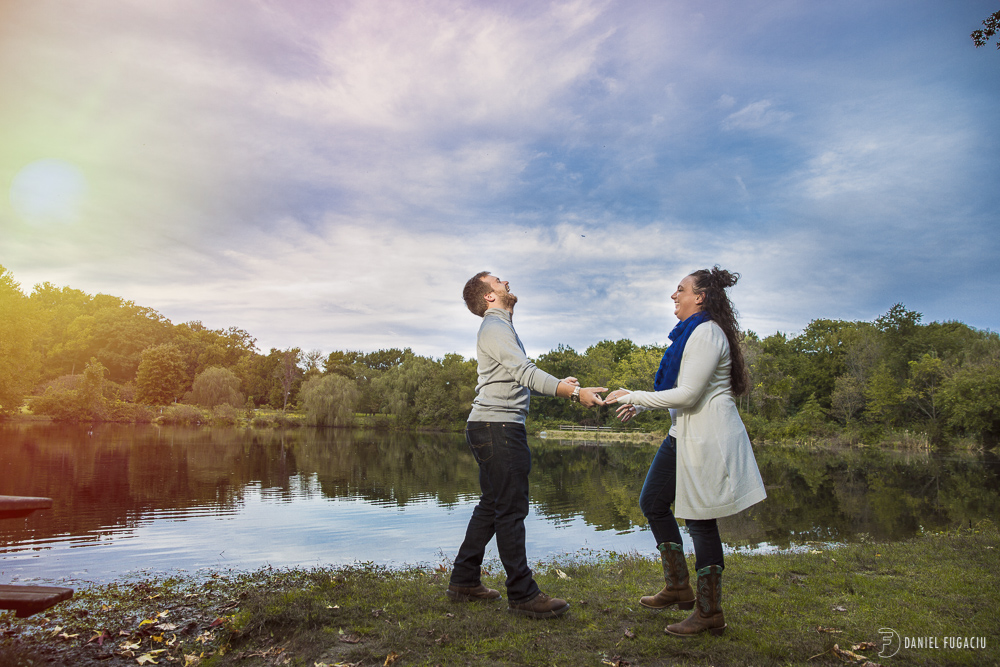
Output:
top-left (653, 311), bottom-right (710, 391)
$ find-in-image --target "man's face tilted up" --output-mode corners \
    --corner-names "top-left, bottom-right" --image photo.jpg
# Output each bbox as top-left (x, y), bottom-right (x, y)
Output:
top-left (483, 274), bottom-right (518, 311)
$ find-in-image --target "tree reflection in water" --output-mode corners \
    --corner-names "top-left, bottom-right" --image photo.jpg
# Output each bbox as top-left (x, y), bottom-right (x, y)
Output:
top-left (1, 423), bottom-right (997, 582)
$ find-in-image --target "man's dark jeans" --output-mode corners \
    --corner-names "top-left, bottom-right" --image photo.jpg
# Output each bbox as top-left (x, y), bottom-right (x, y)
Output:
top-left (640, 435), bottom-right (725, 571)
top-left (450, 421), bottom-right (540, 603)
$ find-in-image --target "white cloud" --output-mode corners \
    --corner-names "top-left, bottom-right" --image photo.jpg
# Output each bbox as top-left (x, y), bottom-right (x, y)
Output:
top-left (721, 100), bottom-right (793, 131)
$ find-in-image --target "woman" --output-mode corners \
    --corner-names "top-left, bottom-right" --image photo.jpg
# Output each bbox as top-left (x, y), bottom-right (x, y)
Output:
top-left (605, 266), bottom-right (766, 637)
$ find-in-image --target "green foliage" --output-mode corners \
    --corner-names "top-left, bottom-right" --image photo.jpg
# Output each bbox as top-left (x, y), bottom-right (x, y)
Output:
top-left (30, 358), bottom-right (111, 421)
top-left (372, 352), bottom-right (477, 427)
top-left (7, 263), bottom-right (1000, 447)
top-left (136, 343), bottom-right (189, 405)
top-left (0, 266), bottom-right (41, 413)
top-left (941, 363), bottom-right (1000, 445)
top-left (158, 403), bottom-right (207, 425)
top-left (211, 403), bottom-right (241, 426)
top-left (191, 366), bottom-right (244, 408)
top-left (301, 373), bottom-right (361, 427)
top-left (863, 361), bottom-right (904, 425)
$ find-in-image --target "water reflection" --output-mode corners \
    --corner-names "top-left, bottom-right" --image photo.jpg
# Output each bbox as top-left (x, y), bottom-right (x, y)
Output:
top-left (1, 423), bottom-right (997, 583)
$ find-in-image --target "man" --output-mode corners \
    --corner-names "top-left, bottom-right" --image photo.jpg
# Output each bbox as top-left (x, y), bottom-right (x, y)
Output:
top-left (446, 271), bottom-right (606, 618)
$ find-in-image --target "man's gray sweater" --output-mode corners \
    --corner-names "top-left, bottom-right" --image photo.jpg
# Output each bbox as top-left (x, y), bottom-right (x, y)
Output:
top-left (467, 308), bottom-right (561, 424)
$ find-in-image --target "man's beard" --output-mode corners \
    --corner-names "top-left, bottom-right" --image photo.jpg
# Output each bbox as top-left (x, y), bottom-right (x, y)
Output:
top-left (498, 291), bottom-right (518, 309)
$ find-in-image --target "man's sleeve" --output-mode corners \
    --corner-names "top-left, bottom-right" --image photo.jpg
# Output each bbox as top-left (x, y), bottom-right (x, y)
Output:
top-left (480, 319), bottom-right (561, 396)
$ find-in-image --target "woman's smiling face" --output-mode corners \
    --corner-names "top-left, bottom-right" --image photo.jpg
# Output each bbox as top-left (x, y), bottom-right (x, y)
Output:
top-left (671, 275), bottom-right (702, 321)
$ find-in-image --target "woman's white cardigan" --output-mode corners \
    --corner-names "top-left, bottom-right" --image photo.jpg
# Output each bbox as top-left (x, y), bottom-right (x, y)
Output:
top-left (624, 321), bottom-right (766, 520)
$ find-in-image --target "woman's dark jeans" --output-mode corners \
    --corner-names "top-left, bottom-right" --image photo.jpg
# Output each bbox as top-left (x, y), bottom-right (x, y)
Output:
top-left (450, 421), bottom-right (540, 603)
top-left (639, 435), bottom-right (724, 571)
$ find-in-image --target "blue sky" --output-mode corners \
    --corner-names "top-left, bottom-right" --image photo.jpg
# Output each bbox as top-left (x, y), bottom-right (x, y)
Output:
top-left (2, 0), bottom-right (997, 358)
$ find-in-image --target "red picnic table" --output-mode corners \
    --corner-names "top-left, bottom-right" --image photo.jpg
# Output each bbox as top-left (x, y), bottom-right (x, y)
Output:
top-left (0, 495), bottom-right (74, 618)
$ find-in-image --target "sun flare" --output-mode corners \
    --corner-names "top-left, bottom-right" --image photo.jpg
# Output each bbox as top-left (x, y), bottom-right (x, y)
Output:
top-left (9, 159), bottom-right (89, 226)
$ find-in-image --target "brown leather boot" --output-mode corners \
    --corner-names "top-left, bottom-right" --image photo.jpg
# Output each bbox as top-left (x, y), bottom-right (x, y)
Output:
top-left (446, 583), bottom-right (501, 602)
top-left (508, 592), bottom-right (570, 618)
top-left (665, 565), bottom-right (727, 637)
top-left (640, 542), bottom-right (695, 610)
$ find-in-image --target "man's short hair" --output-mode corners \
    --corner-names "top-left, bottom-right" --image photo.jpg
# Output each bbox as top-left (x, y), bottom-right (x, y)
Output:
top-left (463, 271), bottom-right (493, 317)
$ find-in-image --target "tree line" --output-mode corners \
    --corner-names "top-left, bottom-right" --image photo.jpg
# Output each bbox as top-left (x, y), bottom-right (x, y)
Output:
top-left (2, 265), bottom-right (998, 446)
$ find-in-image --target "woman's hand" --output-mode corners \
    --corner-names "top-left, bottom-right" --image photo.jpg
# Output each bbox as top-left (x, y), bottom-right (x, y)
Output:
top-left (616, 403), bottom-right (638, 423)
top-left (561, 376), bottom-right (580, 386)
top-left (604, 388), bottom-right (631, 404)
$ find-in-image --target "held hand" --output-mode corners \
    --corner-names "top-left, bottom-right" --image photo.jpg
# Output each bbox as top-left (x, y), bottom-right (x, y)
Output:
top-left (579, 387), bottom-right (607, 407)
top-left (561, 376), bottom-right (580, 387)
top-left (616, 403), bottom-right (637, 423)
top-left (604, 388), bottom-right (631, 405)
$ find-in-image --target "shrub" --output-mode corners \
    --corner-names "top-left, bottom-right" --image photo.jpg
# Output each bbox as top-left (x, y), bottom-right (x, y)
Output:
top-left (158, 404), bottom-right (206, 425)
top-left (212, 403), bottom-right (241, 426)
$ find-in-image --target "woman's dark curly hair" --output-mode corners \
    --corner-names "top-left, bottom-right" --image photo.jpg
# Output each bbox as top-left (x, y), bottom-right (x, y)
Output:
top-left (689, 266), bottom-right (749, 396)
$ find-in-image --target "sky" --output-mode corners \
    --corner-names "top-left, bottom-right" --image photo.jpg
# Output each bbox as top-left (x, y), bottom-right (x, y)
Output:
top-left (2, 0), bottom-right (998, 359)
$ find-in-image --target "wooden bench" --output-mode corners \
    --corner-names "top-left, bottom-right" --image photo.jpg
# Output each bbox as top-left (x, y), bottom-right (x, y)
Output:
top-left (0, 495), bottom-right (74, 617)
top-left (0, 585), bottom-right (74, 618)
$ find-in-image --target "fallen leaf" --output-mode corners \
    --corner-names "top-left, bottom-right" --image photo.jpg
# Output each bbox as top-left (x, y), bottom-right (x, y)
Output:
top-left (816, 626), bottom-right (843, 634)
top-left (383, 652), bottom-right (400, 666)
top-left (159, 623), bottom-right (178, 631)
top-left (88, 631), bottom-right (110, 646)
top-left (208, 618), bottom-right (226, 628)
top-left (121, 640), bottom-right (142, 651)
top-left (58, 632), bottom-right (80, 640)
top-left (327, 605), bottom-right (341, 610)
top-left (136, 649), bottom-right (166, 664)
top-left (555, 569), bottom-right (570, 579)
top-left (832, 605), bottom-right (848, 612)
top-left (832, 643), bottom-right (881, 665)
top-left (852, 642), bottom-right (876, 650)
top-left (624, 628), bottom-right (635, 639)
top-left (339, 634), bottom-right (361, 644)
top-left (809, 550), bottom-right (822, 554)
top-left (183, 655), bottom-right (201, 667)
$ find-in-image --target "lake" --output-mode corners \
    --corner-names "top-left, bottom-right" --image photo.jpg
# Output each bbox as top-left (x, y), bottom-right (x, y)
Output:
top-left (2, 422), bottom-right (998, 585)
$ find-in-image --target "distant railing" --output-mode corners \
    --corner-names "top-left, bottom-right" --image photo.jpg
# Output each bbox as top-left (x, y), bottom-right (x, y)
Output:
top-left (558, 425), bottom-right (614, 432)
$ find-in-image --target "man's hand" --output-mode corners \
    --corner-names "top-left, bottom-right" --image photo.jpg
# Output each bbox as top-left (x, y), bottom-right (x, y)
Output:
top-left (604, 388), bottom-right (631, 404)
top-left (579, 387), bottom-right (607, 407)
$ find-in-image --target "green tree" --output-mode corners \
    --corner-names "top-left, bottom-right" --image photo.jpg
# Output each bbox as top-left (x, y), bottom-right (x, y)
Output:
top-left (875, 303), bottom-right (922, 378)
top-left (864, 361), bottom-right (904, 426)
top-left (830, 374), bottom-right (865, 424)
top-left (136, 343), bottom-right (188, 405)
top-left (190, 366), bottom-right (244, 408)
top-left (0, 266), bottom-right (41, 413)
top-left (941, 364), bottom-right (1000, 446)
top-left (301, 373), bottom-right (360, 427)
top-left (274, 348), bottom-right (303, 410)
top-left (748, 333), bottom-right (796, 419)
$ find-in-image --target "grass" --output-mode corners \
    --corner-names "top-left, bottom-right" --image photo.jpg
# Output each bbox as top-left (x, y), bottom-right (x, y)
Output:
top-left (2, 522), bottom-right (997, 666)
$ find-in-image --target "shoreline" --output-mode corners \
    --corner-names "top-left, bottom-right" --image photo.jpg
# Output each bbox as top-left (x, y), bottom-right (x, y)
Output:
top-left (2, 524), bottom-right (996, 666)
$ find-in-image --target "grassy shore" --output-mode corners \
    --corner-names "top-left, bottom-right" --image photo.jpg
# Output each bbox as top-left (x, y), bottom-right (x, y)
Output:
top-left (2, 523), bottom-right (996, 667)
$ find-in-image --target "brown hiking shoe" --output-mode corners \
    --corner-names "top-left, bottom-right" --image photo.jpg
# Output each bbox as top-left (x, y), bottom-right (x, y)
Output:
top-left (508, 592), bottom-right (570, 618)
top-left (446, 583), bottom-right (501, 602)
